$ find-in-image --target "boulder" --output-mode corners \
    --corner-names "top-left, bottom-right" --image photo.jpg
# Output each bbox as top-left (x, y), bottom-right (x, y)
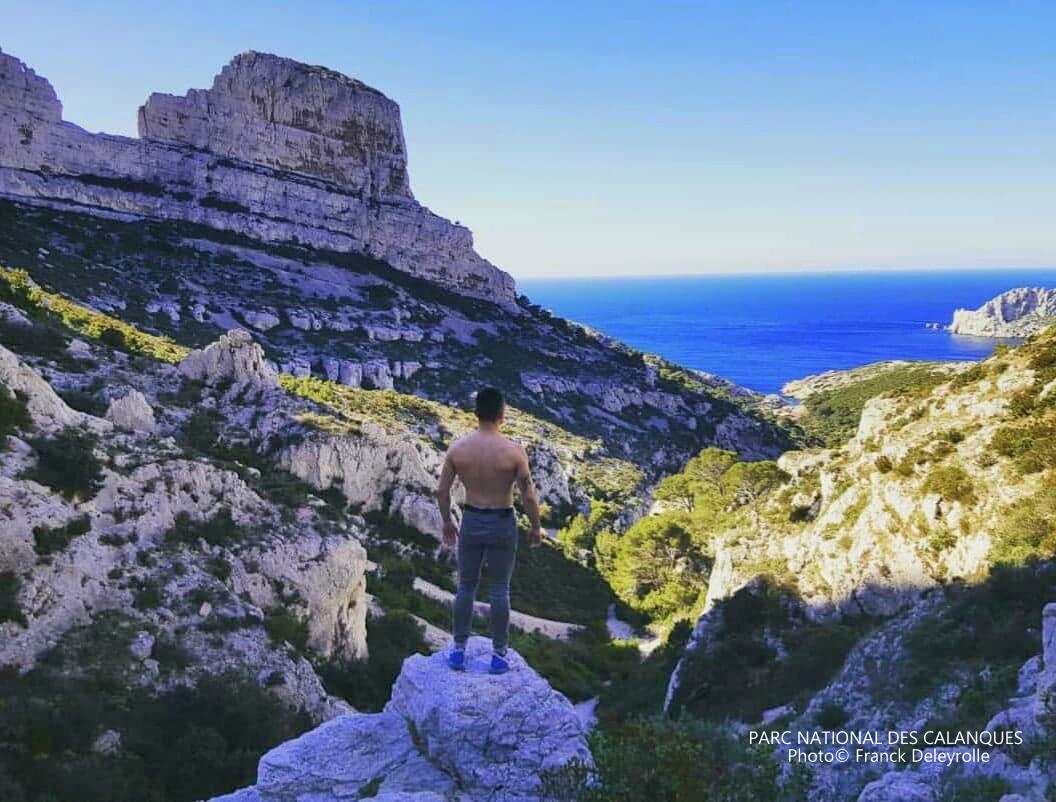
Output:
top-left (386, 638), bottom-right (591, 799)
top-left (105, 389), bottom-right (156, 433)
top-left (211, 637), bottom-right (590, 802)
top-left (178, 329), bottom-right (278, 389)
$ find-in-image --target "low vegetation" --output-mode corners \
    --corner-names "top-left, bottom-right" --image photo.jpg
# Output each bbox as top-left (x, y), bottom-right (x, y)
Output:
top-left (0, 570), bottom-right (27, 626)
top-left (33, 515), bottom-right (92, 556)
top-left (22, 426), bottom-right (104, 500)
top-left (0, 387), bottom-right (30, 448)
top-left (902, 564), bottom-right (1056, 720)
top-left (542, 717), bottom-right (795, 802)
top-left (670, 580), bottom-right (870, 721)
top-left (0, 266), bottom-right (189, 363)
top-left (0, 612), bottom-right (312, 802)
top-left (795, 362), bottom-right (954, 446)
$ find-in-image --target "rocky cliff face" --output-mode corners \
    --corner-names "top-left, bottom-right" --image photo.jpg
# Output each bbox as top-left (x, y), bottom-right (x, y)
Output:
top-left (0, 48), bottom-right (514, 304)
top-left (949, 286), bottom-right (1056, 338)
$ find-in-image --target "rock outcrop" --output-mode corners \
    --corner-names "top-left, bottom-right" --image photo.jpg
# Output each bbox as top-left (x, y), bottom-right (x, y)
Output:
top-left (0, 48), bottom-right (515, 305)
top-left (948, 287), bottom-right (1056, 338)
top-left (213, 637), bottom-right (592, 802)
top-left (179, 328), bottom-right (279, 389)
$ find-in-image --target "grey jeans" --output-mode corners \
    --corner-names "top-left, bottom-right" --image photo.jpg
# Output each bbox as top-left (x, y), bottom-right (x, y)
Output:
top-left (453, 507), bottom-right (518, 653)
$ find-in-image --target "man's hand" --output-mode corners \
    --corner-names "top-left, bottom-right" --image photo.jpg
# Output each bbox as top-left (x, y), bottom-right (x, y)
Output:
top-left (442, 520), bottom-right (459, 549)
top-left (528, 524), bottom-right (543, 549)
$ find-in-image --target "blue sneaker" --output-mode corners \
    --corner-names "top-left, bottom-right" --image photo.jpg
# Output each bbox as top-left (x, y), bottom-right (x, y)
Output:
top-left (489, 653), bottom-right (510, 675)
top-left (447, 648), bottom-right (466, 671)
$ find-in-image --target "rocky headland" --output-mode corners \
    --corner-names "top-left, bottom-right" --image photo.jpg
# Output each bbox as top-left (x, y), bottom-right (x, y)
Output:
top-left (948, 287), bottom-right (1056, 339)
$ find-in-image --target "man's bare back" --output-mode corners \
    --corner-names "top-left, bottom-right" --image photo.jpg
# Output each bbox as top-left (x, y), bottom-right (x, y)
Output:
top-left (444, 430), bottom-right (525, 508)
top-left (435, 388), bottom-right (542, 550)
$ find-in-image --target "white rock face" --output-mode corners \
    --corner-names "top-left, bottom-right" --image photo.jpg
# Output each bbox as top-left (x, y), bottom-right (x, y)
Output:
top-left (105, 389), bottom-right (156, 433)
top-left (139, 52), bottom-right (410, 198)
top-left (243, 310), bottom-right (281, 332)
top-left (213, 637), bottom-right (591, 802)
top-left (0, 48), bottom-right (516, 306)
top-left (948, 287), bottom-right (1056, 338)
top-left (179, 329), bottom-right (278, 389)
top-left (0, 344), bottom-right (97, 432)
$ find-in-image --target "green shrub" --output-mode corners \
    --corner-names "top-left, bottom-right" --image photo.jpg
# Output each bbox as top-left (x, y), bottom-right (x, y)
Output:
top-left (671, 581), bottom-right (869, 721)
top-left (164, 509), bottom-right (245, 549)
top-left (815, 701), bottom-right (849, 730)
top-left (902, 564), bottom-right (1056, 702)
top-left (0, 388), bottom-right (30, 447)
top-left (542, 717), bottom-right (785, 802)
top-left (0, 571), bottom-right (27, 626)
top-left (58, 388), bottom-right (108, 416)
top-left (264, 609), bottom-right (310, 652)
top-left (798, 364), bottom-right (951, 447)
top-left (0, 612), bottom-right (312, 801)
top-left (990, 420), bottom-right (1056, 475)
top-left (319, 611), bottom-right (428, 712)
top-left (874, 455), bottom-right (893, 473)
top-left (990, 481), bottom-right (1056, 565)
top-left (22, 427), bottom-right (103, 499)
top-left (923, 464), bottom-right (976, 506)
top-left (938, 775), bottom-right (1010, 802)
top-left (32, 515), bottom-right (91, 555)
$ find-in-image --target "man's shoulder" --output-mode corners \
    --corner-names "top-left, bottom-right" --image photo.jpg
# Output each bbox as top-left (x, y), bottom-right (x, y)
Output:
top-left (502, 436), bottom-right (528, 456)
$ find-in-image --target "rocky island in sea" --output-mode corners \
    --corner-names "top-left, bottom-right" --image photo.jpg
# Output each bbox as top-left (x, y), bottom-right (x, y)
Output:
top-left (1, 46), bottom-right (1055, 802)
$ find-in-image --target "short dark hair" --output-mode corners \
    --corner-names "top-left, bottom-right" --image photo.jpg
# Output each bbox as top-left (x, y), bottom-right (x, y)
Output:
top-left (475, 387), bottom-right (505, 422)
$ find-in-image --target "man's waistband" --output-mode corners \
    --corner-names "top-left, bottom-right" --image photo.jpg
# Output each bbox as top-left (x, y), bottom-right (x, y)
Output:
top-left (463, 504), bottom-right (515, 517)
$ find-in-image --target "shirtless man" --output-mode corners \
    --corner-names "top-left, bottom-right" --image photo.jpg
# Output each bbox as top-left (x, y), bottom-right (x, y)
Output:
top-left (436, 386), bottom-right (543, 674)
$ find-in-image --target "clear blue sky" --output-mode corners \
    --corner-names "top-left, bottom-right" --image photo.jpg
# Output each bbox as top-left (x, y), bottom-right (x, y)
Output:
top-left (2, 1), bottom-right (1055, 279)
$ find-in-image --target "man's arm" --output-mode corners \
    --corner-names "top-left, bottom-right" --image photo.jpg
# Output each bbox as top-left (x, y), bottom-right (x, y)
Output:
top-left (436, 452), bottom-right (459, 548)
top-left (515, 447), bottom-right (543, 547)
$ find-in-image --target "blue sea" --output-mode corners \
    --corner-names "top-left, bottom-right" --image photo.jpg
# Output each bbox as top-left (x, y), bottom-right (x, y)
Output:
top-left (518, 270), bottom-right (1056, 396)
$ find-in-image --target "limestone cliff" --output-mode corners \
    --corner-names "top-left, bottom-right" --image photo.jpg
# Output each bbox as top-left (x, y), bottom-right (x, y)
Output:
top-left (948, 286), bottom-right (1056, 338)
top-left (0, 48), bottom-right (514, 304)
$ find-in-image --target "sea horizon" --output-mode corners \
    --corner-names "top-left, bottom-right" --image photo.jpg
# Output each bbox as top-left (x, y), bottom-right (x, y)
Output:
top-left (519, 268), bottom-right (1056, 395)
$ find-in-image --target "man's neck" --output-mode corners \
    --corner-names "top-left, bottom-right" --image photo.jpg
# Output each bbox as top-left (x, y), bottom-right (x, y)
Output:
top-left (477, 421), bottom-right (500, 435)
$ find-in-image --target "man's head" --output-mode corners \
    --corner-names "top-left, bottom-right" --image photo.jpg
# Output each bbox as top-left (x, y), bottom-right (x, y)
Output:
top-left (475, 386), bottom-right (505, 425)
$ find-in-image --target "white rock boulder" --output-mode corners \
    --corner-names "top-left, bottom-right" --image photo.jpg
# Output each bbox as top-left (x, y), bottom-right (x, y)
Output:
top-left (105, 389), bottom-right (156, 433)
top-left (179, 329), bottom-right (278, 389)
top-left (212, 637), bottom-right (591, 802)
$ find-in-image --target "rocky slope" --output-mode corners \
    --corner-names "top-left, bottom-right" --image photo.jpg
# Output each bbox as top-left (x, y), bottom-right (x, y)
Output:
top-left (663, 329), bottom-right (1056, 800)
top-left (0, 288), bottom-right (615, 799)
top-left (0, 47), bottom-right (793, 477)
top-left (213, 637), bottom-right (591, 802)
top-left (948, 286), bottom-right (1056, 338)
